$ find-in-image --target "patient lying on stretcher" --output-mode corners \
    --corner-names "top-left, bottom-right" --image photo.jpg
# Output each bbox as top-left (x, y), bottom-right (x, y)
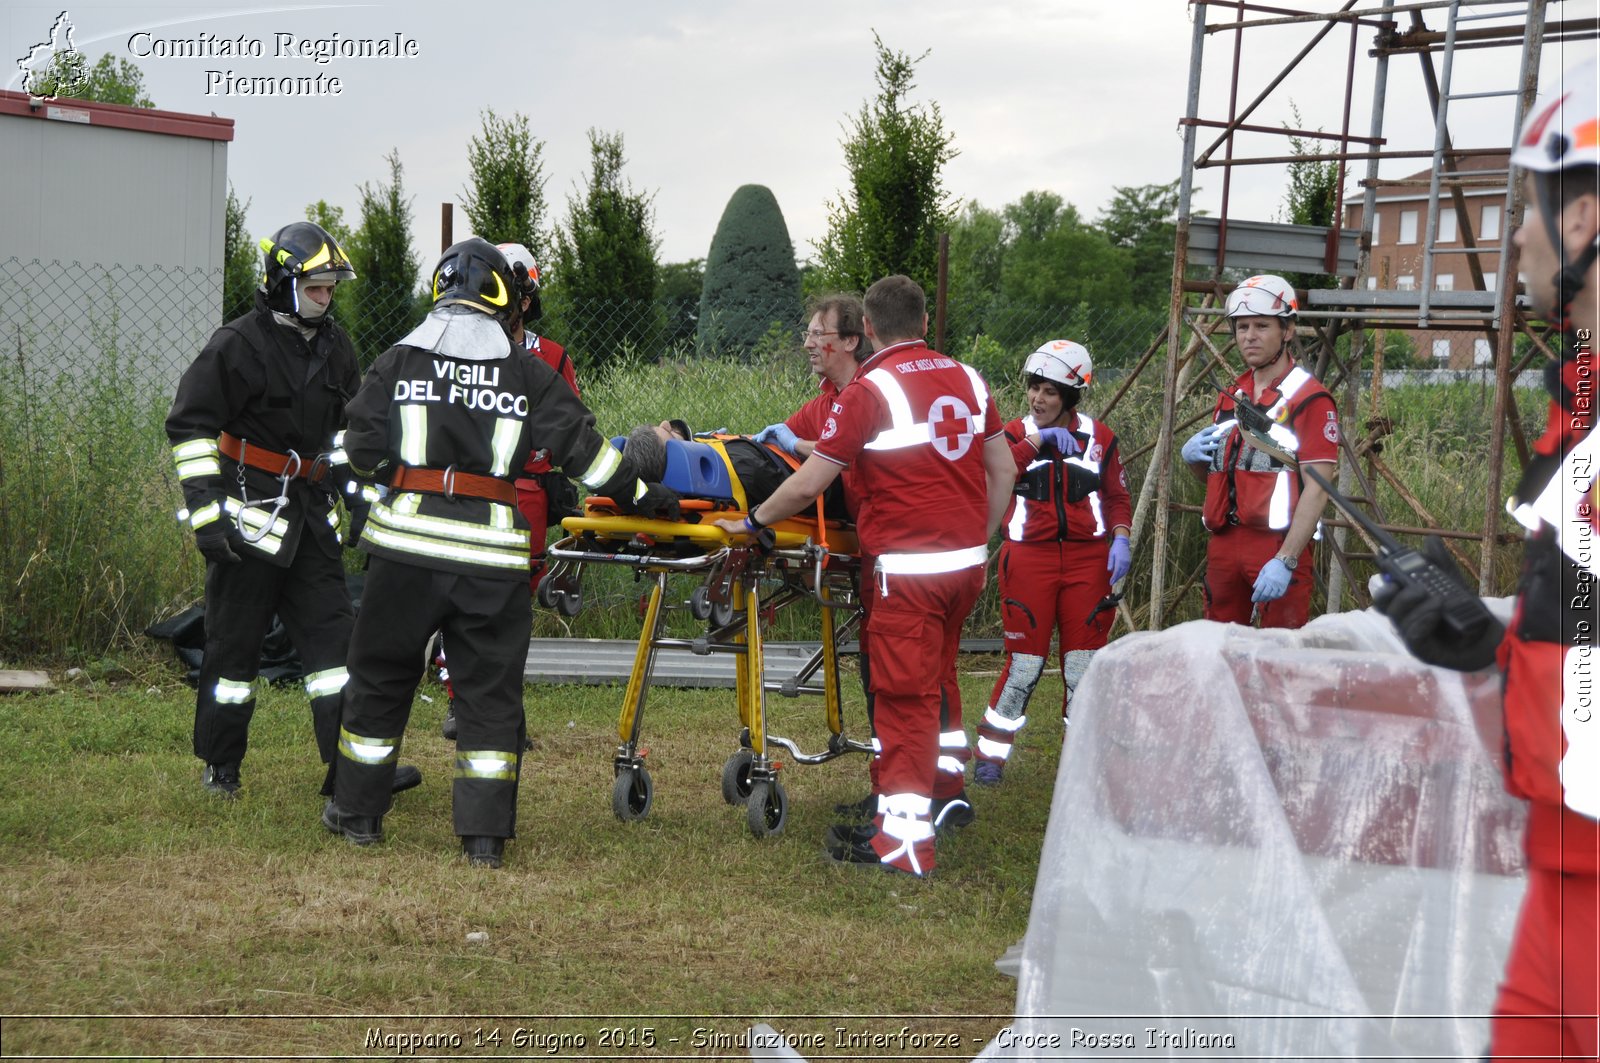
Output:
top-left (614, 422), bottom-right (849, 522)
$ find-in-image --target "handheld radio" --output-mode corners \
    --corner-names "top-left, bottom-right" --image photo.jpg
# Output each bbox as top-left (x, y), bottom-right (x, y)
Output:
top-left (1204, 371), bottom-right (1300, 465)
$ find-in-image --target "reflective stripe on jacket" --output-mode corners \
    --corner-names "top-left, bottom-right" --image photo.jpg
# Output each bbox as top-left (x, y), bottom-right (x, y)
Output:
top-left (165, 293), bottom-right (359, 566)
top-left (1003, 411), bottom-right (1131, 543)
top-left (343, 336), bottom-right (621, 581)
top-left (1201, 365), bottom-right (1331, 532)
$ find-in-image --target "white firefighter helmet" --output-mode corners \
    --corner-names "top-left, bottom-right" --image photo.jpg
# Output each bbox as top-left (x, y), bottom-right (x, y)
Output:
top-left (1024, 340), bottom-right (1093, 389)
top-left (1225, 274), bottom-right (1299, 319)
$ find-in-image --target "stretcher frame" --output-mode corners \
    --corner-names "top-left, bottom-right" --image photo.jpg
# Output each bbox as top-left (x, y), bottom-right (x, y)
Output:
top-left (542, 500), bottom-right (870, 837)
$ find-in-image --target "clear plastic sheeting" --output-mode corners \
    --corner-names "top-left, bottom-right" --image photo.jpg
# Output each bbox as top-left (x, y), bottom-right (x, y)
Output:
top-left (999, 607), bottom-right (1527, 1061)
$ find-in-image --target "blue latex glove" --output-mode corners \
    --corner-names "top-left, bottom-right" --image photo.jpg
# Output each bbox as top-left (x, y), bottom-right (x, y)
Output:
top-left (1181, 423), bottom-right (1226, 465)
top-left (1037, 426), bottom-right (1081, 456)
top-left (1252, 557), bottom-right (1293, 603)
top-left (1107, 534), bottom-right (1131, 585)
top-left (753, 422), bottom-right (799, 455)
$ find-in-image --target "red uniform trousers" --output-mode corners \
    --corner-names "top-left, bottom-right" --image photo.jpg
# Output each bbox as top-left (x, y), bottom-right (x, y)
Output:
top-left (1203, 525), bottom-right (1313, 628)
top-left (865, 565), bottom-right (983, 875)
top-left (1490, 861), bottom-right (1600, 1060)
top-left (991, 539), bottom-right (1114, 715)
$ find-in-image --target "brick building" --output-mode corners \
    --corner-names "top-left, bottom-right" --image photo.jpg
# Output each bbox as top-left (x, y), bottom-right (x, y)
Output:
top-left (1342, 151), bottom-right (1510, 368)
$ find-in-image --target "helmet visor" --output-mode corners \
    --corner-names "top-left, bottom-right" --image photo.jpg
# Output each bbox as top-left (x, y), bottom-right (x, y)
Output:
top-left (1226, 284), bottom-right (1296, 318)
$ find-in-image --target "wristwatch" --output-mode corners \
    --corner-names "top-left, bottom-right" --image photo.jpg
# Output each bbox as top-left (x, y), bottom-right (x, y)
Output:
top-left (1273, 551), bottom-right (1299, 570)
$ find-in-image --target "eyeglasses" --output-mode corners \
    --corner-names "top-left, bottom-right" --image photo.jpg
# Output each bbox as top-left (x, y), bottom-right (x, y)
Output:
top-left (803, 329), bottom-right (840, 340)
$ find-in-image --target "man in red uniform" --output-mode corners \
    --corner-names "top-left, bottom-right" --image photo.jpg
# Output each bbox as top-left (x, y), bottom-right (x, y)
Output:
top-left (1378, 58), bottom-right (1599, 1060)
top-left (754, 294), bottom-right (866, 460)
top-left (717, 275), bottom-right (1014, 876)
top-left (439, 242), bottom-right (580, 741)
top-left (975, 340), bottom-right (1132, 784)
top-left (1180, 274), bottom-right (1339, 628)
top-left (752, 296), bottom-right (919, 822)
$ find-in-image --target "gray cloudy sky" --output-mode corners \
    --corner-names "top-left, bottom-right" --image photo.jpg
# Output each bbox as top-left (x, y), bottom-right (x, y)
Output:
top-left (7, 0), bottom-right (1595, 269)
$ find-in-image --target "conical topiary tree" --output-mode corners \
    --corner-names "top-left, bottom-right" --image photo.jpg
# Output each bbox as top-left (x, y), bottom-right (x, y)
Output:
top-left (697, 184), bottom-right (802, 356)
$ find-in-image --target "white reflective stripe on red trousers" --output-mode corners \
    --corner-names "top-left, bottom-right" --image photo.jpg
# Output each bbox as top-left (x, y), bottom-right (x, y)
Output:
top-left (875, 544), bottom-right (988, 575)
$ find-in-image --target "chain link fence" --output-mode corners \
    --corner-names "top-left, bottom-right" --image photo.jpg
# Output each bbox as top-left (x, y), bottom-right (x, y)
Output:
top-left (0, 255), bottom-right (1539, 659)
top-left (2, 255), bottom-right (1534, 412)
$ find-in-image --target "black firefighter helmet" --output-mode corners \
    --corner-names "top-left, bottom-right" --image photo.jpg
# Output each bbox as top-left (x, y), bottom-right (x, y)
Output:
top-left (432, 237), bottom-right (519, 334)
top-left (259, 221), bottom-right (356, 325)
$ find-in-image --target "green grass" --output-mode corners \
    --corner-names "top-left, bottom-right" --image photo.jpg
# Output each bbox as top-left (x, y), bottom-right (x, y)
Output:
top-left (0, 655), bottom-right (1059, 1057)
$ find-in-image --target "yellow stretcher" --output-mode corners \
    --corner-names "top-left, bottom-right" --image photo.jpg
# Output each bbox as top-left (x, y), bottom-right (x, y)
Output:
top-left (539, 437), bottom-right (870, 838)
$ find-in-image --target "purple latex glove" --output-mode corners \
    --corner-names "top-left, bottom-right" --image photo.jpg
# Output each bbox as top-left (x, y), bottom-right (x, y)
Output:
top-left (1037, 426), bottom-right (1081, 456)
top-left (1107, 534), bottom-right (1131, 585)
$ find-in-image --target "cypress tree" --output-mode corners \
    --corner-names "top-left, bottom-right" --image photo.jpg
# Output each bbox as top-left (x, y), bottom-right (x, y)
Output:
top-left (697, 184), bottom-right (801, 355)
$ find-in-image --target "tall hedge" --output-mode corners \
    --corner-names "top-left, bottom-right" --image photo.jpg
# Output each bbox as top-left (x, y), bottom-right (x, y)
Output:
top-left (697, 184), bottom-right (802, 355)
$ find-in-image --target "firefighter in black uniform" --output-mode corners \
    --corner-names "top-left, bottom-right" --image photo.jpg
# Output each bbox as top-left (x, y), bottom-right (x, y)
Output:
top-left (165, 221), bottom-right (420, 800)
top-left (322, 238), bottom-right (678, 868)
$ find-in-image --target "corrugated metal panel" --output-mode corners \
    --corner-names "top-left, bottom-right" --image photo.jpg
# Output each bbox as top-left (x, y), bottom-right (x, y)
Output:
top-left (1, 108), bottom-right (227, 394)
top-left (523, 638), bottom-right (1003, 687)
top-left (21, 118), bottom-right (223, 270)
top-left (1188, 217), bottom-right (1360, 276)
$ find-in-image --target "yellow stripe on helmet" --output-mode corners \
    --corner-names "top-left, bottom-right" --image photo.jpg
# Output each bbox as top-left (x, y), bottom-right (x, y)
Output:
top-left (300, 242), bottom-right (333, 272)
top-left (484, 271), bottom-right (508, 307)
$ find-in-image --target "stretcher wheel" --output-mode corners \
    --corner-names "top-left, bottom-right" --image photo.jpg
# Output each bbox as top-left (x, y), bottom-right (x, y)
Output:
top-left (535, 574), bottom-right (559, 609)
top-left (557, 589), bottom-right (582, 617)
top-left (709, 598), bottom-right (735, 629)
top-left (720, 750), bottom-right (755, 805)
top-left (689, 585), bottom-right (713, 621)
top-left (612, 766), bottom-right (653, 822)
top-left (746, 778), bottom-right (787, 838)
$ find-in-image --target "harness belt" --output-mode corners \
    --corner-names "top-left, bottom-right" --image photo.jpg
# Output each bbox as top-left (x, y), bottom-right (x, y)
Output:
top-left (389, 465), bottom-right (518, 505)
top-left (219, 432), bottom-right (328, 482)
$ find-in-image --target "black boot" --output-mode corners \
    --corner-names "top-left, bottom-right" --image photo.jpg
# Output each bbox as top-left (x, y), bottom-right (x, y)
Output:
top-left (461, 836), bottom-right (505, 868)
top-left (932, 791), bottom-right (975, 834)
top-left (832, 792), bottom-right (876, 820)
top-left (202, 762), bottom-right (241, 799)
top-left (321, 800), bottom-right (383, 845)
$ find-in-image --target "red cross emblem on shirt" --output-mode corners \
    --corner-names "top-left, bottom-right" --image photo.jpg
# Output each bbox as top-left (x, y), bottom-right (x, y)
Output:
top-left (929, 396), bottom-right (975, 460)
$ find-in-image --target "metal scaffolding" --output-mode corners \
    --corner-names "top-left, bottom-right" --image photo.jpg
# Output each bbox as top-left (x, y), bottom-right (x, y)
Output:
top-left (1137, 0), bottom-right (1597, 628)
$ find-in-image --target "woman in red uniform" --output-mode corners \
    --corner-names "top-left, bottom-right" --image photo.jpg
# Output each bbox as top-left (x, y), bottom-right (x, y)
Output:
top-left (973, 340), bottom-right (1132, 785)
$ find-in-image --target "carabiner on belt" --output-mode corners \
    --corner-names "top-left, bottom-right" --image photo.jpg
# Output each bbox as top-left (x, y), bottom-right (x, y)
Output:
top-left (234, 440), bottom-right (299, 544)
